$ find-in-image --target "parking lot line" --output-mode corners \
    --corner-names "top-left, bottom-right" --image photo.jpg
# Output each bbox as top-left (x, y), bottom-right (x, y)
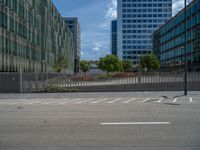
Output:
top-left (189, 97), bottom-right (193, 103)
top-left (100, 122), bottom-right (171, 125)
top-left (75, 98), bottom-right (95, 104)
top-left (91, 98), bottom-right (108, 104)
top-left (107, 98), bottom-right (121, 104)
top-left (122, 98), bottom-right (136, 104)
top-left (143, 98), bottom-right (150, 103)
top-left (173, 98), bottom-right (178, 103)
top-left (156, 97), bottom-right (163, 103)
top-left (59, 98), bottom-right (81, 104)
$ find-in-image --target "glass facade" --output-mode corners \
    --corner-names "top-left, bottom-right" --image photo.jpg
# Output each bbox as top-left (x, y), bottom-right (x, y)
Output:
top-left (153, 0), bottom-right (200, 71)
top-left (111, 20), bottom-right (117, 56)
top-left (0, 0), bottom-right (74, 74)
top-left (64, 17), bottom-right (81, 74)
top-left (117, 0), bottom-right (172, 64)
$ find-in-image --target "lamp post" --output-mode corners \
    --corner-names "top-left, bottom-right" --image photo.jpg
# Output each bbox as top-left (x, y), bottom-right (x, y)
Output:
top-left (137, 55), bottom-right (141, 84)
top-left (184, 0), bottom-right (187, 96)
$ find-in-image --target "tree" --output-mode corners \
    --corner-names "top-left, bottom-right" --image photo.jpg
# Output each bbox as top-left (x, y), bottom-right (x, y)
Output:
top-left (97, 55), bottom-right (123, 73)
top-left (121, 60), bottom-right (132, 71)
top-left (140, 53), bottom-right (160, 72)
top-left (80, 61), bottom-right (90, 73)
top-left (53, 53), bottom-right (68, 73)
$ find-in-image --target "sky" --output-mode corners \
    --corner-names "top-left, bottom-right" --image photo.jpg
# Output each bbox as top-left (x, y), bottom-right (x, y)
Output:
top-left (52, 0), bottom-right (192, 61)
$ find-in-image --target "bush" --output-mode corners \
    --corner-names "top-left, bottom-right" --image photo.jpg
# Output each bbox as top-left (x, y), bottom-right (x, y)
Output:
top-left (42, 86), bottom-right (79, 93)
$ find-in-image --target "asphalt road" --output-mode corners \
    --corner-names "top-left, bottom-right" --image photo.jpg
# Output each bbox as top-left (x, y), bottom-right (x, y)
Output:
top-left (0, 92), bottom-right (200, 150)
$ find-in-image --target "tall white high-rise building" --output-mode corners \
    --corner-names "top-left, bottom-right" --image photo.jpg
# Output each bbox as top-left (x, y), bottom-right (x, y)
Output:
top-left (117, 0), bottom-right (172, 64)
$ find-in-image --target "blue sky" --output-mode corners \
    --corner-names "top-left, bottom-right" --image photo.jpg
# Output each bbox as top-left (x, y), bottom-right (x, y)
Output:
top-left (52, 0), bottom-right (191, 61)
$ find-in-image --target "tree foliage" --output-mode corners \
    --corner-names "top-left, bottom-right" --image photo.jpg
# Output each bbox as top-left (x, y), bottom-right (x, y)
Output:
top-left (140, 53), bottom-right (160, 71)
top-left (53, 53), bottom-right (68, 73)
top-left (97, 55), bottom-right (123, 73)
top-left (80, 61), bottom-right (90, 73)
top-left (121, 60), bottom-right (132, 71)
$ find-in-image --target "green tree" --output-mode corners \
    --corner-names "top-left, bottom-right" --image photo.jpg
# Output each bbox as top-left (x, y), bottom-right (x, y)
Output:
top-left (140, 53), bottom-right (160, 72)
top-left (80, 61), bottom-right (90, 73)
top-left (53, 53), bottom-right (68, 73)
top-left (121, 60), bottom-right (132, 71)
top-left (97, 55), bottom-right (123, 73)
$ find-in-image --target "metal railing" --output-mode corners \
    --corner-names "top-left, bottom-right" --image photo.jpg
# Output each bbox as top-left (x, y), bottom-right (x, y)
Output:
top-left (0, 72), bottom-right (200, 93)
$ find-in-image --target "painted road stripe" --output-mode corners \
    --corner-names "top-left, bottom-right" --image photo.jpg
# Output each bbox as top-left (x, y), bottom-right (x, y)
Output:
top-left (107, 98), bottom-right (121, 104)
top-left (100, 122), bottom-right (171, 125)
top-left (143, 98), bottom-right (150, 103)
top-left (157, 97), bottom-right (163, 103)
top-left (122, 98), bottom-right (136, 104)
top-left (44, 99), bottom-right (70, 104)
top-left (59, 98), bottom-right (81, 104)
top-left (91, 98), bottom-right (108, 104)
top-left (189, 97), bottom-right (193, 103)
top-left (75, 98), bottom-right (95, 104)
top-left (173, 98), bottom-right (178, 103)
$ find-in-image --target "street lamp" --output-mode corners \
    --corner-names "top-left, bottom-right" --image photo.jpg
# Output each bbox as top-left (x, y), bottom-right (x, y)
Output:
top-left (184, 0), bottom-right (187, 96)
top-left (137, 55), bottom-right (141, 84)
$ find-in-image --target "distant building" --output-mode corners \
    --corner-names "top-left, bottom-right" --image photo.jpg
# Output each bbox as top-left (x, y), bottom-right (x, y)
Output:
top-left (117, 0), bottom-right (172, 64)
top-left (111, 20), bottom-right (117, 56)
top-left (0, 0), bottom-right (74, 74)
top-left (64, 17), bottom-right (81, 74)
top-left (153, 0), bottom-right (200, 72)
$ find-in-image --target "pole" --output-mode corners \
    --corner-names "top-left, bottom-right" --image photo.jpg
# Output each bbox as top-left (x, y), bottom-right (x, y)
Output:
top-left (184, 0), bottom-right (187, 95)
top-left (138, 55), bottom-right (141, 84)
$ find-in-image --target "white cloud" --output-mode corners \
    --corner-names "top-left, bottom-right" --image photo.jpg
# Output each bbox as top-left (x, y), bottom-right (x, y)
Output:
top-left (106, 0), bottom-right (117, 19)
top-left (92, 42), bottom-right (103, 52)
top-left (99, 0), bottom-right (117, 29)
top-left (172, 0), bottom-right (193, 16)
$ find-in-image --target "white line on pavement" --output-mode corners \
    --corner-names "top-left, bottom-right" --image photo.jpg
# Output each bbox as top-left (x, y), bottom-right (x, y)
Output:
top-left (44, 99), bottom-right (69, 104)
top-left (75, 98), bottom-right (95, 104)
top-left (143, 98), bottom-right (150, 103)
top-left (157, 97), bottom-right (163, 103)
top-left (189, 97), bottom-right (193, 103)
top-left (106, 98), bottom-right (121, 104)
top-left (91, 98), bottom-right (108, 104)
top-left (59, 98), bottom-right (81, 104)
top-left (100, 122), bottom-right (171, 125)
top-left (173, 98), bottom-right (178, 103)
top-left (122, 98), bottom-right (136, 104)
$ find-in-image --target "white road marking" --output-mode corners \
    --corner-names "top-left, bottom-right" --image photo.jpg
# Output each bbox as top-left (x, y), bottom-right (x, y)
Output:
top-left (106, 98), bottom-right (121, 104)
top-left (59, 98), bottom-right (81, 104)
top-left (100, 122), bottom-right (171, 125)
top-left (75, 98), bottom-right (95, 104)
top-left (143, 98), bottom-right (150, 103)
top-left (157, 97), bottom-right (163, 103)
top-left (189, 97), bottom-right (193, 103)
top-left (173, 98), bottom-right (178, 103)
top-left (91, 98), bottom-right (108, 104)
top-left (44, 99), bottom-right (69, 104)
top-left (28, 100), bottom-right (44, 105)
top-left (122, 98), bottom-right (136, 104)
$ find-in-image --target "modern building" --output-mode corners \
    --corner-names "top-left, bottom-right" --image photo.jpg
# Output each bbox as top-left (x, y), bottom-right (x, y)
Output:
top-left (111, 20), bottom-right (117, 56)
top-left (0, 0), bottom-right (74, 74)
top-left (64, 17), bottom-right (81, 74)
top-left (153, 0), bottom-right (200, 72)
top-left (117, 0), bottom-right (172, 64)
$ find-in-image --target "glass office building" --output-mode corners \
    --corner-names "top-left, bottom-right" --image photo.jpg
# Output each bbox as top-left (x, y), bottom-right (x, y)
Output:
top-left (153, 0), bottom-right (200, 72)
top-left (64, 17), bottom-right (81, 74)
top-left (117, 0), bottom-right (172, 64)
top-left (111, 20), bottom-right (117, 56)
top-left (0, 0), bottom-right (74, 74)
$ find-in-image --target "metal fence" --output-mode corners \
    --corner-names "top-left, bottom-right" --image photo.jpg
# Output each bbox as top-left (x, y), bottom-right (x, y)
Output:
top-left (0, 72), bottom-right (200, 93)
